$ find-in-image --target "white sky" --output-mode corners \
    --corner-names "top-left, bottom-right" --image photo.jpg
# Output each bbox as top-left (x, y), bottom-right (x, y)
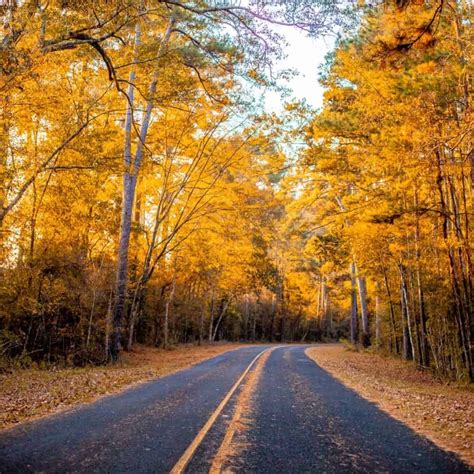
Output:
top-left (264, 27), bottom-right (335, 113)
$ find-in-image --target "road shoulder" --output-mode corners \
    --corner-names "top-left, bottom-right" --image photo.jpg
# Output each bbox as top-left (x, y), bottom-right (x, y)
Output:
top-left (0, 343), bottom-right (246, 431)
top-left (305, 345), bottom-right (474, 467)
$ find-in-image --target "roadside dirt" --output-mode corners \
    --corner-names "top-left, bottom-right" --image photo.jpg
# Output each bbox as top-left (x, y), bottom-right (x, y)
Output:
top-left (0, 343), bottom-right (244, 431)
top-left (306, 345), bottom-right (474, 467)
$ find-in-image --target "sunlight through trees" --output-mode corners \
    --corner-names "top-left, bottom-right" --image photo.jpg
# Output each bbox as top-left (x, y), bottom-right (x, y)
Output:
top-left (0, 1), bottom-right (471, 382)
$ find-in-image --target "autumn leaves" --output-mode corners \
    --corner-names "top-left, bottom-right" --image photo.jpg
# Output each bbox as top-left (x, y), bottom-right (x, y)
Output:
top-left (0, 1), bottom-right (470, 382)
top-left (296, 1), bottom-right (473, 380)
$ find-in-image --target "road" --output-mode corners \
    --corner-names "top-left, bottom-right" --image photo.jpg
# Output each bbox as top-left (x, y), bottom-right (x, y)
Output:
top-left (0, 345), bottom-right (469, 473)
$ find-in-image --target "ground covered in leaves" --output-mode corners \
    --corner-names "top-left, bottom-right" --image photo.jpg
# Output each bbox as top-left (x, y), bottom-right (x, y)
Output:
top-left (306, 345), bottom-right (474, 466)
top-left (0, 343), bottom-right (243, 431)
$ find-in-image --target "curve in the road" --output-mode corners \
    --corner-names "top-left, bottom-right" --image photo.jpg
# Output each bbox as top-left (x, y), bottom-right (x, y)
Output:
top-left (225, 346), bottom-right (469, 474)
top-left (0, 346), bottom-right (270, 473)
top-left (0, 345), bottom-right (470, 474)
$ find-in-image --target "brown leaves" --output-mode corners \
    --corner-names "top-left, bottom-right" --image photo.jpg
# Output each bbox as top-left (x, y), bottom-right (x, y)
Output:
top-left (0, 343), bottom-right (242, 431)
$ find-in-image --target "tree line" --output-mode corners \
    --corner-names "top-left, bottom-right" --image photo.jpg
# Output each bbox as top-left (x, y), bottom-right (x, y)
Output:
top-left (292, 0), bottom-right (472, 381)
top-left (0, 0), bottom-right (349, 366)
top-left (1, 1), bottom-right (471, 382)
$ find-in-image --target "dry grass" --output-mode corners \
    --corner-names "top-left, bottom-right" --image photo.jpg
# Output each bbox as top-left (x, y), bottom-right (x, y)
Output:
top-left (306, 345), bottom-right (474, 467)
top-left (0, 343), bottom-right (244, 431)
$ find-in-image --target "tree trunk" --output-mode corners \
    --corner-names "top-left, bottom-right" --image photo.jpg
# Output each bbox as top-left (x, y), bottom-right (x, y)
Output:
top-left (208, 288), bottom-right (215, 343)
top-left (414, 193), bottom-right (430, 368)
top-left (109, 21), bottom-right (141, 361)
top-left (104, 290), bottom-right (113, 361)
top-left (127, 296), bottom-right (140, 352)
top-left (198, 307), bottom-right (204, 346)
top-left (357, 273), bottom-right (370, 347)
top-left (163, 265), bottom-right (177, 350)
top-left (197, 286), bottom-right (205, 345)
top-left (86, 288), bottom-right (97, 350)
top-left (383, 265), bottom-right (399, 354)
top-left (244, 296), bottom-right (250, 341)
top-left (375, 282), bottom-right (382, 349)
top-left (315, 277), bottom-right (322, 324)
top-left (109, 18), bottom-right (175, 361)
top-left (270, 293), bottom-right (276, 342)
top-left (212, 299), bottom-right (229, 342)
top-left (252, 293), bottom-right (258, 342)
top-left (350, 261), bottom-right (358, 345)
top-left (325, 293), bottom-right (333, 338)
top-left (399, 265), bottom-right (413, 361)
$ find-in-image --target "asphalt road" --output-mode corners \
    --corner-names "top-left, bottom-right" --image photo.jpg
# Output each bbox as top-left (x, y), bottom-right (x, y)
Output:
top-left (0, 345), bottom-right (470, 473)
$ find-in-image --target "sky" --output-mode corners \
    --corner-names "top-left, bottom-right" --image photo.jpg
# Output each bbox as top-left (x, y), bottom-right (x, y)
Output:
top-left (263, 26), bottom-right (335, 113)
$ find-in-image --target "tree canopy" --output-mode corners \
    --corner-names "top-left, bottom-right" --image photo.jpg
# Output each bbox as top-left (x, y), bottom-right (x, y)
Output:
top-left (1, 0), bottom-right (471, 382)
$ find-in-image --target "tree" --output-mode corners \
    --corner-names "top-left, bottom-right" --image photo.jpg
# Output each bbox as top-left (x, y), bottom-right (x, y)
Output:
top-left (297, 0), bottom-right (472, 380)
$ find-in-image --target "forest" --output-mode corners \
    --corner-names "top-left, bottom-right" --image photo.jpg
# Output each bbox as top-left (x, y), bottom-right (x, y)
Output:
top-left (0, 0), bottom-right (472, 383)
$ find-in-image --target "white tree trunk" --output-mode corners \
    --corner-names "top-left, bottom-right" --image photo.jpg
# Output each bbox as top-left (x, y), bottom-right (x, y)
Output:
top-left (357, 273), bottom-right (370, 346)
top-left (350, 261), bottom-right (358, 345)
top-left (375, 283), bottom-right (382, 348)
top-left (212, 300), bottom-right (229, 342)
top-left (110, 17), bottom-right (175, 360)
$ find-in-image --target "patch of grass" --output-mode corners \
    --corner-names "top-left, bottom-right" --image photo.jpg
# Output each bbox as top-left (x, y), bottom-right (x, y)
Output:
top-left (339, 338), bottom-right (358, 351)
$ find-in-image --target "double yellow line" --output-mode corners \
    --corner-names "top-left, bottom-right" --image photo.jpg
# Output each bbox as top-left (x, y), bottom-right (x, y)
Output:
top-left (170, 347), bottom-right (276, 474)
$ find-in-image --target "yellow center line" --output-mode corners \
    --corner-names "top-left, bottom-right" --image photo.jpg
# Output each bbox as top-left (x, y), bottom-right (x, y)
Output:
top-left (209, 348), bottom-right (273, 474)
top-left (169, 346), bottom-right (277, 474)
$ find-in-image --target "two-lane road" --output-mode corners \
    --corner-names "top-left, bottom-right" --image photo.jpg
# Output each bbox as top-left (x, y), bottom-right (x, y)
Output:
top-left (0, 346), bottom-right (469, 473)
